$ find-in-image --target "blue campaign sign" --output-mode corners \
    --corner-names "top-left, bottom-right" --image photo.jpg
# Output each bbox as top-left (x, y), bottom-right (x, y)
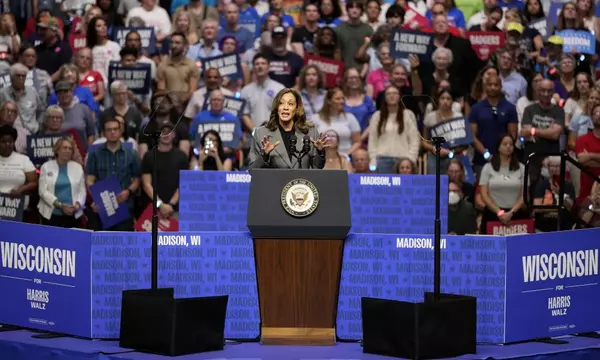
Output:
top-left (157, 232), bottom-right (260, 340)
top-left (548, 1), bottom-right (562, 26)
top-left (0, 221), bottom-right (92, 337)
top-left (429, 117), bottom-right (474, 149)
top-left (505, 228), bottom-right (600, 343)
top-left (107, 62), bottom-right (151, 95)
top-left (200, 53), bottom-right (243, 81)
top-left (179, 171), bottom-right (250, 232)
top-left (91, 232), bottom-right (151, 338)
top-left (90, 176), bottom-right (131, 229)
top-left (0, 194), bottom-right (24, 221)
top-left (348, 174), bottom-right (448, 234)
top-left (556, 30), bottom-right (596, 54)
top-left (336, 233), bottom-right (507, 344)
top-left (528, 18), bottom-right (548, 40)
top-left (390, 29), bottom-right (434, 61)
top-left (112, 26), bottom-right (157, 54)
top-left (26, 133), bottom-right (66, 165)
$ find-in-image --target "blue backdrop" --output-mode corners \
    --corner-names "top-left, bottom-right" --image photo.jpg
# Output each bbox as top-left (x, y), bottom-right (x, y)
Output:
top-left (0, 222), bottom-right (92, 337)
top-left (178, 171), bottom-right (448, 235)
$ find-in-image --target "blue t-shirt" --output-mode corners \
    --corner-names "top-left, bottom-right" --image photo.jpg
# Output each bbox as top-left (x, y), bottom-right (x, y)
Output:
top-left (260, 12), bottom-right (296, 29)
top-left (53, 164), bottom-right (73, 216)
top-left (425, 7), bottom-right (466, 28)
top-left (218, 25), bottom-right (256, 53)
top-left (49, 86), bottom-right (100, 117)
top-left (497, 0), bottom-right (525, 9)
top-left (344, 96), bottom-right (376, 132)
top-left (190, 110), bottom-right (243, 149)
top-left (468, 98), bottom-right (518, 165)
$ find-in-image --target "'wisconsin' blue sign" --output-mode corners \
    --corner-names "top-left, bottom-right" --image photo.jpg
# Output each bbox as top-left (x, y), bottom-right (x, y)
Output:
top-left (0, 222), bottom-right (92, 337)
top-left (505, 229), bottom-right (600, 343)
top-left (179, 172), bottom-right (448, 235)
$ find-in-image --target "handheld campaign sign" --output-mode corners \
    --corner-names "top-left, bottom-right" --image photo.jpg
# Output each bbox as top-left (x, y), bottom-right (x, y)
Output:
top-left (505, 229), bottom-right (600, 342)
top-left (336, 233), bottom-right (507, 343)
top-left (0, 71), bottom-right (10, 89)
top-left (0, 194), bottom-right (24, 221)
top-left (556, 30), bottom-right (596, 54)
top-left (467, 32), bottom-right (505, 61)
top-left (90, 176), bottom-right (130, 229)
top-left (190, 115), bottom-right (243, 149)
top-left (108, 62), bottom-right (151, 95)
top-left (68, 33), bottom-right (87, 53)
top-left (428, 117), bottom-right (474, 149)
top-left (389, 29), bottom-right (433, 61)
top-left (202, 95), bottom-right (246, 119)
top-left (487, 219), bottom-right (534, 236)
top-left (304, 55), bottom-right (345, 88)
top-left (134, 204), bottom-right (179, 232)
top-left (200, 53), bottom-right (243, 80)
top-left (548, 1), bottom-right (562, 26)
top-left (0, 221), bottom-right (92, 337)
top-left (528, 19), bottom-right (549, 40)
top-left (403, 8), bottom-right (429, 30)
top-left (27, 133), bottom-right (67, 165)
top-left (112, 27), bottom-right (157, 54)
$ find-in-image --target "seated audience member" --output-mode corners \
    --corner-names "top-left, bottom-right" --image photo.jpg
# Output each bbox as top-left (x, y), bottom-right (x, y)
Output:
top-left (141, 121), bottom-right (189, 221)
top-left (0, 125), bottom-right (37, 212)
top-left (190, 130), bottom-right (233, 171)
top-left (322, 130), bottom-right (353, 172)
top-left (351, 148), bottom-right (371, 173)
top-left (447, 158), bottom-right (475, 204)
top-left (86, 118), bottom-right (141, 231)
top-left (579, 182), bottom-right (600, 228)
top-left (394, 158), bottom-right (417, 174)
top-left (533, 156), bottom-right (576, 232)
top-left (38, 137), bottom-right (86, 228)
top-left (448, 180), bottom-right (477, 235)
top-left (478, 134), bottom-right (529, 234)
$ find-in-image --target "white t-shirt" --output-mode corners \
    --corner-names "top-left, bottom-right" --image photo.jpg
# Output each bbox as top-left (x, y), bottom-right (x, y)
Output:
top-left (126, 6), bottom-right (172, 37)
top-left (92, 41), bottom-right (122, 82)
top-left (0, 152), bottom-right (36, 208)
top-left (312, 112), bottom-right (361, 155)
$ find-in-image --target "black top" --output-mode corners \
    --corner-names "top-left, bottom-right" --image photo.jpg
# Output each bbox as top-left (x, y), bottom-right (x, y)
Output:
top-left (141, 147), bottom-right (189, 211)
top-left (278, 124), bottom-right (295, 161)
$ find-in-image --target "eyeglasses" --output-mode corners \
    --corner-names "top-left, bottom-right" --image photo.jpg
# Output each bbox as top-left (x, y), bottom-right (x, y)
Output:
top-left (105, 127), bottom-right (120, 132)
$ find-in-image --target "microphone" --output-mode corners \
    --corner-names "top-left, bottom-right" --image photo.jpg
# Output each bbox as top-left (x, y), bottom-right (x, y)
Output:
top-left (289, 135), bottom-right (298, 156)
top-left (302, 135), bottom-right (311, 154)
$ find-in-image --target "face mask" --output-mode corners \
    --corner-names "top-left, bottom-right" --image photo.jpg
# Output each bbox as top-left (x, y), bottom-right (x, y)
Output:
top-left (540, 167), bottom-right (549, 178)
top-left (449, 191), bottom-right (461, 205)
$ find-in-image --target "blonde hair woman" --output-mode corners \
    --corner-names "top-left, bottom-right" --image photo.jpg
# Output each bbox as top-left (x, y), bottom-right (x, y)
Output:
top-left (171, 10), bottom-right (199, 45)
top-left (322, 130), bottom-right (353, 171)
top-left (38, 137), bottom-right (86, 228)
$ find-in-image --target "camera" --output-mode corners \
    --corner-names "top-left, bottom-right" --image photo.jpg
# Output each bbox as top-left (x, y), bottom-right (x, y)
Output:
top-left (204, 138), bottom-right (214, 155)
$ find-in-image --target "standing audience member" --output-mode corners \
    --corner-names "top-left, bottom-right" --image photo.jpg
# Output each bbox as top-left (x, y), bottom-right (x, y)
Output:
top-left (0, 101), bottom-right (27, 154)
top-left (0, 125), bottom-right (37, 212)
top-left (575, 103), bottom-right (600, 202)
top-left (38, 137), bottom-right (86, 228)
top-left (86, 118), bottom-right (141, 231)
top-left (0, 63), bottom-right (45, 134)
top-left (322, 130), bottom-right (353, 171)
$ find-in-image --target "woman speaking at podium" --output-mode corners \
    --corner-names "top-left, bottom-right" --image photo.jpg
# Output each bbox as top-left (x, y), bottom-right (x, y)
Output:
top-left (248, 88), bottom-right (330, 169)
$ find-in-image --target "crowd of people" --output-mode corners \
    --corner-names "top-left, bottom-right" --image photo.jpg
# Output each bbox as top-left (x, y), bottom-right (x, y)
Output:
top-left (0, 0), bottom-right (600, 234)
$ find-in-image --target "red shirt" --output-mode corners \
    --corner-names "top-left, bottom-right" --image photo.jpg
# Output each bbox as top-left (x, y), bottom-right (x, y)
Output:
top-left (420, 25), bottom-right (462, 37)
top-left (79, 71), bottom-right (104, 97)
top-left (575, 132), bottom-right (600, 202)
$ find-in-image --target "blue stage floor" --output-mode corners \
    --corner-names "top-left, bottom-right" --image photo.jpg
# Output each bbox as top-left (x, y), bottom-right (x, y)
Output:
top-left (0, 330), bottom-right (599, 360)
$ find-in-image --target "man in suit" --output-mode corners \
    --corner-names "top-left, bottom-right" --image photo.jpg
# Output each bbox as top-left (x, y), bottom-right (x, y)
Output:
top-left (248, 88), bottom-right (330, 169)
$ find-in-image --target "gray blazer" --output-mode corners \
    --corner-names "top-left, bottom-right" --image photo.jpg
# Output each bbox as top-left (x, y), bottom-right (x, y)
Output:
top-left (248, 125), bottom-right (325, 169)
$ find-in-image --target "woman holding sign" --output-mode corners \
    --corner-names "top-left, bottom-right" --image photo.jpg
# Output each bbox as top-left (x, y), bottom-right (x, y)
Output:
top-left (249, 88), bottom-right (330, 169)
top-left (38, 137), bottom-right (87, 228)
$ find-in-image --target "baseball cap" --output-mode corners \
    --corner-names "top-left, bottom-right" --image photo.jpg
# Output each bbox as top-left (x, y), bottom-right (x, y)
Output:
top-left (55, 80), bottom-right (72, 92)
top-left (506, 22), bottom-right (524, 34)
top-left (547, 35), bottom-right (564, 46)
top-left (38, 17), bottom-right (60, 30)
top-left (272, 26), bottom-right (286, 37)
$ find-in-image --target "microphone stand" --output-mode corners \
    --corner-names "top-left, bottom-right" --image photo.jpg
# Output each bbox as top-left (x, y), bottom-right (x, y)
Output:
top-left (149, 131), bottom-right (162, 290)
top-left (432, 136), bottom-right (446, 301)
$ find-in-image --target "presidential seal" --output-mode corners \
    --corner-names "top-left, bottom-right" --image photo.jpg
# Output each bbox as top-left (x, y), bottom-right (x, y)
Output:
top-left (281, 179), bottom-right (319, 217)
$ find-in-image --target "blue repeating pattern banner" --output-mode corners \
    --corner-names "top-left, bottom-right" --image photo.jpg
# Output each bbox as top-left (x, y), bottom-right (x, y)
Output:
top-left (336, 234), bottom-right (506, 343)
top-left (0, 222), bottom-right (92, 337)
top-left (505, 229), bottom-right (600, 343)
top-left (179, 172), bottom-right (447, 235)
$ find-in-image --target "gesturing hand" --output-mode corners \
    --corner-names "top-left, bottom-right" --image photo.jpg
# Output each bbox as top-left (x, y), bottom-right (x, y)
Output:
top-left (261, 136), bottom-right (280, 154)
top-left (311, 134), bottom-right (332, 151)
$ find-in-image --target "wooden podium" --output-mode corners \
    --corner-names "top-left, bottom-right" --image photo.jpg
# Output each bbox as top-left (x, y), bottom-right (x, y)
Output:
top-left (247, 170), bottom-right (351, 346)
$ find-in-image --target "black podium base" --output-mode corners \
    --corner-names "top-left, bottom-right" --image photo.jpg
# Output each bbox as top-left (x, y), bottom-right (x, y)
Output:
top-left (119, 288), bottom-right (228, 356)
top-left (362, 292), bottom-right (477, 360)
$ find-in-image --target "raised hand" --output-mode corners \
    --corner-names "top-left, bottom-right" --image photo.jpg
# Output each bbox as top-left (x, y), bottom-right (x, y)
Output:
top-left (261, 135), bottom-right (281, 154)
top-left (312, 134), bottom-right (332, 151)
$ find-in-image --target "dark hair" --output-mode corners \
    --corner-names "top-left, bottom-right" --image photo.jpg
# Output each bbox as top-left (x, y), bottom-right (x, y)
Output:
top-left (525, 72), bottom-right (543, 101)
top-left (320, 0), bottom-right (342, 20)
top-left (394, 158), bottom-right (417, 174)
top-left (119, 46), bottom-right (139, 58)
top-left (303, 2), bottom-right (318, 12)
top-left (346, 0), bottom-right (364, 11)
top-left (0, 124), bottom-right (17, 141)
top-left (430, 87), bottom-right (453, 112)
top-left (386, 4), bottom-right (406, 20)
top-left (125, 30), bottom-right (140, 41)
top-left (470, 65), bottom-right (498, 101)
top-left (199, 130), bottom-right (226, 170)
top-left (523, 0), bottom-right (545, 22)
top-left (103, 118), bottom-right (121, 131)
top-left (171, 31), bottom-right (188, 43)
top-left (86, 16), bottom-right (107, 49)
top-left (378, 85), bottom-right (405, 136)
top-left (266, 88), bottom-right (314, 134)
top-left (491, 134), bottom-right (520, 172)
top-left (218, 35), bottom-right (237, 52)
top-left (19, 43), bottom-right (36, 57)
top-left (570, 71), bottom-right (594, 101)
top-left (252, 52), bottom-right (269, 65)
